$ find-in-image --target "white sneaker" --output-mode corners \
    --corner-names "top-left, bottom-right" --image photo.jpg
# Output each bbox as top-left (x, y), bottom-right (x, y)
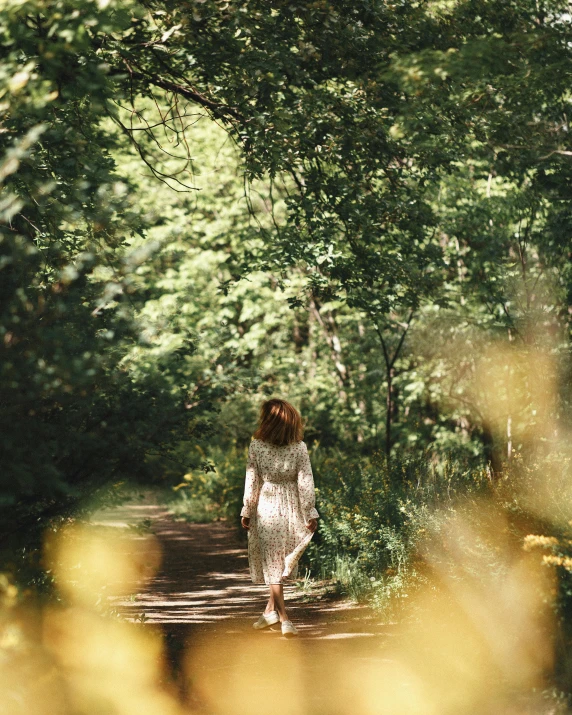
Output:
top-left (281, 620), bottom-right (299, 637)
top-left (253, 610), bottom-right (280, 630)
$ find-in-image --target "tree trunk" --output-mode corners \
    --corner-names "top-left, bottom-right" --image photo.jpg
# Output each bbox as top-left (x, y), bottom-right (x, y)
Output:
top-left (385, 366), bottom-right (394, 461)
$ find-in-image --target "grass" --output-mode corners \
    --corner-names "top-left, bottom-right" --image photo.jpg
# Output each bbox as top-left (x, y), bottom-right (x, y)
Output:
top-left (163, 491), bottom-right (223, 524)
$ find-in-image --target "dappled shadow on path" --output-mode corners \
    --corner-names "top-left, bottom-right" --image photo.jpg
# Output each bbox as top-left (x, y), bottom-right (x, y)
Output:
top-left (102, 504), bottom-right (389, 637)
top-left (94, 503), bottom-right (393, 705)
top-left (81, 500), bottom-right (559, 714)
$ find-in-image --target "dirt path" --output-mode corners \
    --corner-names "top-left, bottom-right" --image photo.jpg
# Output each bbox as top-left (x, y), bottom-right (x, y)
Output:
top-left (94, 501), bottom-right (394, 710)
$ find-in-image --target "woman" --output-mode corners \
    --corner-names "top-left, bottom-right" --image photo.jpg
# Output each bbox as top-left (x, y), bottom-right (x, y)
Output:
top-left (241, 398), bottom-right (318, 637)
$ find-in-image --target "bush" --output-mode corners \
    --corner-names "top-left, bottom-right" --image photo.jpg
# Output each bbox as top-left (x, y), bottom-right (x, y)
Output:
top-left (303, 450), bottom-right (492, 610)
top-left (165, 443), bottom-right (249, 527)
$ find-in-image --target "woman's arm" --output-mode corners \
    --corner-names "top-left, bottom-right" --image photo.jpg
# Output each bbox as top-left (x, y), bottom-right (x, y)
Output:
top-left (240, 441), bottom-right (262, 529)
top-left (298, 442), bottom-right (319, 528)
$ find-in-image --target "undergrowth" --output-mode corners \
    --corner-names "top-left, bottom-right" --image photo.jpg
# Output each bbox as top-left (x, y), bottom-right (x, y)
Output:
top-left (165, 446), bottom-right (572, 635)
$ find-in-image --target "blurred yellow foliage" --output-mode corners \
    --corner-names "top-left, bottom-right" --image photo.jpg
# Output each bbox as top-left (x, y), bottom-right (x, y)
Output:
top-left (45, 523), bottom-right (161, 607)
top-left (0, 495), bottom-right (563, 713)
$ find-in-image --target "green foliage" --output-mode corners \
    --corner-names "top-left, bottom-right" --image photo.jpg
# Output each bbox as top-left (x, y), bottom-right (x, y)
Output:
top-left (303, 451), bottom-right (491, 606)
top-left (167, 442), bottom-right (249, 525)
top-left (0, 2), bottom-right (222, 568)
top-left (4, 0), bottom-right (572, 651)
top-left (3, 2), bottom-right (572, 704)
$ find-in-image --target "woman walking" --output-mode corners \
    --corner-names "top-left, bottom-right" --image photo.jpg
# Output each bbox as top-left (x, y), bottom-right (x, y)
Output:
top-left (241, 398), bottom-right (318, 637)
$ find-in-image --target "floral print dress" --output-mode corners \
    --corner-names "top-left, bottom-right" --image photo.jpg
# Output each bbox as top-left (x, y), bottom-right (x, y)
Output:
top-left (241, 439), bottom-right (319, 585)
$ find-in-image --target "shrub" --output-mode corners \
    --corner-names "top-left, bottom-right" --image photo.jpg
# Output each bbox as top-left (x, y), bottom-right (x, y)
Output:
top-left (303, 450), bottom-right (491, 610)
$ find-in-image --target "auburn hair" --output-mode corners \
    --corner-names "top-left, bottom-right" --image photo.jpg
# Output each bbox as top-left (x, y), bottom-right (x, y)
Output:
top-left (253, 398), bottom-right (303, 446)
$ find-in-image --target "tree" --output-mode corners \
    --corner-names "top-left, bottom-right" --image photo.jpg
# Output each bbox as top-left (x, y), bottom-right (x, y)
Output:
top-left (3, 0), bottom-right (572, 573)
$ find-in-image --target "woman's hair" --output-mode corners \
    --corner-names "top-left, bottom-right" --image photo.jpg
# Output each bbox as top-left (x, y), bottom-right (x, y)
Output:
top-left (253, 398), bottom-right (303, 446)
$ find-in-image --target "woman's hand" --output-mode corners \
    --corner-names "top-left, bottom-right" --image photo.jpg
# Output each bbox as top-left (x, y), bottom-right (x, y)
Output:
top-left (306, 518), bottom-right (318, 533)
top-left (241, 517), bottom-right (250, 530)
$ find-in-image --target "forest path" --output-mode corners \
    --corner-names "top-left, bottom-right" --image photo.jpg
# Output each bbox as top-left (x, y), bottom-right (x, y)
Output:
top-left (93, 500), bottom-right (395, 711)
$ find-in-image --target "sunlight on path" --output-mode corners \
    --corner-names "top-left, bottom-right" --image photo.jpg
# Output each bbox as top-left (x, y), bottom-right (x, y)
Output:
top-left (27, 499), bottom-right (554, 714)
top-left (85, 504), bottom-right (400, 713)
top-left (93, 502), bottom-right (391, 642)
top-left (88, 500), bottom-right (396, 712)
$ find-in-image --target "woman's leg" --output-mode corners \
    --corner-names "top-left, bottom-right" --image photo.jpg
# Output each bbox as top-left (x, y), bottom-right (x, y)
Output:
top-left (264, 587), bottom-right (275, 614)
top-left (269, 583), bottom-right (289, 622)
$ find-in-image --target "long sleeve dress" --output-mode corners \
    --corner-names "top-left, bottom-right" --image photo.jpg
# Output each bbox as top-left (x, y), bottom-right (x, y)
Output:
top-left (240, 439), bottom-right (319, 585)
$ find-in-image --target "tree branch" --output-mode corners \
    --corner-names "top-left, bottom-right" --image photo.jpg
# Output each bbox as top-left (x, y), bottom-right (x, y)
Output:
top-left (121, 68), bottom-right (244, 125)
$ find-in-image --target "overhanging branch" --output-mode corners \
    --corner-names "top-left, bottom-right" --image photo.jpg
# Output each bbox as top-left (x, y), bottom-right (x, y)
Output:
top-left (124, 69), bottom-right (244, 126)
